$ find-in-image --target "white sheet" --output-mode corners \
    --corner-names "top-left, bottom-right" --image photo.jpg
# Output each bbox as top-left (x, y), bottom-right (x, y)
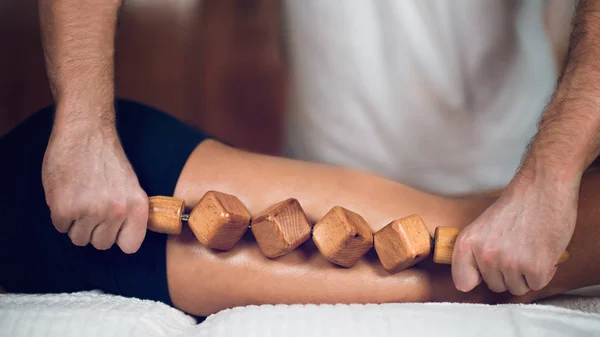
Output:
top-left (2, 291), bottom-right (600, 337)
top-left (194, 302), bottom-right (600, 337)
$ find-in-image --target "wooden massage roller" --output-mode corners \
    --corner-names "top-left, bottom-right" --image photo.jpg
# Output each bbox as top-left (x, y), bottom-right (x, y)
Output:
top-left (147, 192), bottom-right (570, 272)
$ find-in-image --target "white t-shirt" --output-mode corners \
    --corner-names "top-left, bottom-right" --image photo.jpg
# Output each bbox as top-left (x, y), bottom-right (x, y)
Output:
top-left (282, 0), bottom-right (560, 195)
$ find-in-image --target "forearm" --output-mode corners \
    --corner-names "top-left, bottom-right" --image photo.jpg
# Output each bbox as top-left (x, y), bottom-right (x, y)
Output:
top-left (38, 0), bottom-right (121, 128)
top-left (522, 0), bottom-right (600, 182)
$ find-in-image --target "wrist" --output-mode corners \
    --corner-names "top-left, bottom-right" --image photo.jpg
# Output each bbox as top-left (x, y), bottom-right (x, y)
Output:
top-left (509, 154), bottom-right (582, 197)
top-left (514, 99), bottom-right (597, 189)
top-left (50, 71), bottom-right (116, 126)
top-left (52, 102), bottom-right (116, 135)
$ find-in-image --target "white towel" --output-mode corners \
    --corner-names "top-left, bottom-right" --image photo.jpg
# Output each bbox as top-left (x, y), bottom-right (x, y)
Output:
top-left (0, 291), bottom-right (195, 337)
top-left (193, 302), bottom-right (600, 337)
top-left (2, 291), bottom-right (600, 337)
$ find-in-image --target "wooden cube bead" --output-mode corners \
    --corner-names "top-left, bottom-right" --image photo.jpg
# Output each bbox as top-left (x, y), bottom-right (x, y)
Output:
top-left (188, 191), bottom-right (251, 250)
top-left (312, 206), bottom-right (374, 268)
top-left (147, 196), bottom-right (185, 235)
top-left (251, 198), bottom-right (312, 258)
top-left (374, 215), bottom-right (431, 273)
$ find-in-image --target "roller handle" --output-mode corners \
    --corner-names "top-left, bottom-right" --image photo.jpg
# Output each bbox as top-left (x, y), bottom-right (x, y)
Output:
top-left (432, 227), bottom-right (569, 265)
top-left (147, 196), bottom-right (186, 235)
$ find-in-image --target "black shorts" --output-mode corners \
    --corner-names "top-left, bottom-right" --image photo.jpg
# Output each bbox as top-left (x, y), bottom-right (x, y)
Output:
top-left (0, 99), bottom-right (209, 309)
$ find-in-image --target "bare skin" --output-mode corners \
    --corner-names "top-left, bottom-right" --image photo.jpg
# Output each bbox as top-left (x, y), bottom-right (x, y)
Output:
top-left (166, 140), bottom-right (600, 317)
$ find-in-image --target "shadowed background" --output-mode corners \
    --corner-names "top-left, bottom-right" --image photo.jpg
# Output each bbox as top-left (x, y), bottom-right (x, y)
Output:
top-left (0, 0), bottom-right (574, 157)
top-left (0, 0), bottom-right (286, 155)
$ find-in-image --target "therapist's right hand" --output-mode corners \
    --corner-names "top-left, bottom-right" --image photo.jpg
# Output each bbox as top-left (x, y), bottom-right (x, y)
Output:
top-left (41, 105), bottom-right (149, 254)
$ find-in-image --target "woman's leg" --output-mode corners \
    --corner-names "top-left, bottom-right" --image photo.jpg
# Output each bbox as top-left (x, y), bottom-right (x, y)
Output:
top-left (165, 140), bottom-right (600, 317)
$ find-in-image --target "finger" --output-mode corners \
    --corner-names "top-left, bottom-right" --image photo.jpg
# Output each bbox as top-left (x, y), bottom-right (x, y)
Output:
top-left (116, 198), bottom-right (148, 254)
top-left (50, 210), bottom-right (75, 233)
top-left (90, 220), bottom-right (122, 250)
top-left (475, 254), bottom-right (507, 293)
top-left (525, 263), bottom-right (557, 291)
top-left (451, 236), bottom-right (482, 292)
top-left (68, 216), bottom-right (99, 247)
top-left (503, 269), bottom-right (530, 297)
top-left (117, 218), bottom-right (146, 254)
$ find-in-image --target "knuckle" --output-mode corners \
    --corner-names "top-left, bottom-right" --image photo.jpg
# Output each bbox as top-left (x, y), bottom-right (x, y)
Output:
top-left (135, 190), bottom-right (149, 203)
top-left (134, 201), bottom-right (149, 219)
top-left (522, 264), bottom-right (538, 279)
top-left (499, 255), bottom-right (517, 272)
top-left (135, 192), bottom-right (149, 207)
top-left (53, 202), bottom-right (75, 219)
top-left (50, 203), bottom-right (76, 232)
top-left (479, 247), bottom-right (499, 266)
top-left (455, 234), bottom-right (473, 255)
top-left (529, 265), bottom-right (553, 291)
top-left (522, 266), bottom-right (546, 291)
top-left (130, 197), bottom-right (149, 219)
top-left (76, 203), bottom-right (94, 217)
top-left (109, 199), bottom-right (128, 219)
top-left (521, 257), bottom-right (541, 277)
top-left (71, 198), bottom-right (97, 218)
top-left (52, 221), bottom-right (70, 234)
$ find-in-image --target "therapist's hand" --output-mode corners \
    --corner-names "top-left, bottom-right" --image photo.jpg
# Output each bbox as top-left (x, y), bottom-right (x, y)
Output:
top-left (451, 172), bottom-right (579, 296)
top-left (38, 0), bottom-right (143, 252)
top-left (42, 106), bottom-right (149, 254)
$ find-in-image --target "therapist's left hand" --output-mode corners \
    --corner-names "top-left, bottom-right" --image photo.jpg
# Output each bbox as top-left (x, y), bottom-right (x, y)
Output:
top-left (451, 172), bottom-right (578, 296)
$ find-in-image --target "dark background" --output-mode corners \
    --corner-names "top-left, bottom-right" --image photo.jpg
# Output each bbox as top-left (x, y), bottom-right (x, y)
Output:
top-left (0, 0), bottom-right (287, 155)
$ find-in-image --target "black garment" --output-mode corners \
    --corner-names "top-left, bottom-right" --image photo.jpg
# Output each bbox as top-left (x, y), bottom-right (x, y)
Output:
top-left (0, 99), bottom-right (209, 308)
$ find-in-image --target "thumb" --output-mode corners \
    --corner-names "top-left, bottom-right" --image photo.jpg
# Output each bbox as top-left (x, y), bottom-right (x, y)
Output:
top-left (117, 195), bottom-right (148, 254)
top-left (451, 234), bottom-right (482, 292)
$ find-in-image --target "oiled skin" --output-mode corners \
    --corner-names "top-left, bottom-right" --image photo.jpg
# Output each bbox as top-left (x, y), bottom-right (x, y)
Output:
top-left (167, 140), bottom-right (600, 317)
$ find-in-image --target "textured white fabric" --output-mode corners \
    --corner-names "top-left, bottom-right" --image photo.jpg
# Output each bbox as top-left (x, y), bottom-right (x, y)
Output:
top-left (2, 292), bottom-right (600, 337)
top-left (282, 0), bottom-right (559, 195)
top-left (0, 291), bottom-right (196, 337)
top-left (194, 303), bottom-right (600, 337)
